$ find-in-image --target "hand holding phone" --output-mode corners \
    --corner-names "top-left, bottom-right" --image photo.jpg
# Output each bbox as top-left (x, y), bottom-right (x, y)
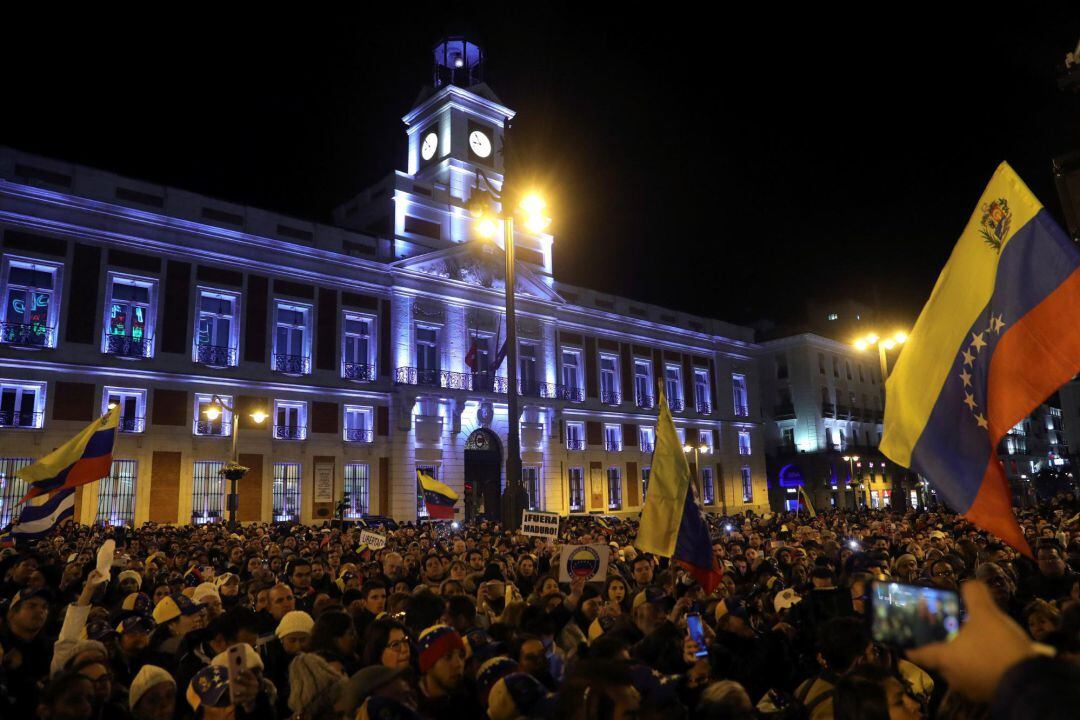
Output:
top-left (686, 612), bottom-right (709, 658)
top-left (870, 581), bottom-right (961, 649)
top-left (225, 644), bottom-right (247, 705)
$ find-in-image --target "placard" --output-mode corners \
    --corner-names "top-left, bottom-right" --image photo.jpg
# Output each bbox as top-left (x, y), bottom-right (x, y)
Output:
top-left (313, 462), bottom-right (334, 504)
top-left (521, 510), bottom-right (560, 539)
top-left (558, 543), bottom-right (610, 583)
top-left (359, 529), bottom-right (387, 550)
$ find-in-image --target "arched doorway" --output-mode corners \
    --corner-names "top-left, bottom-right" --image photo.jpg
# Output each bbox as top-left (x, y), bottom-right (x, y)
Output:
top-left (465, 428), bottom-right (502, 522)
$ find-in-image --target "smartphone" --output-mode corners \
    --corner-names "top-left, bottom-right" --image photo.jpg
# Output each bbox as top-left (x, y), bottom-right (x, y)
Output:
top-left (686, 612), bottom-right (709, 658)
top-left (870, 581), bottom-right (961, 649)
top-left (226, 644), bottom-right (247, 704)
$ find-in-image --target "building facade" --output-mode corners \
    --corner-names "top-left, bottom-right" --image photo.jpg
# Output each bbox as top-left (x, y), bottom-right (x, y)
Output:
top-left (0, 41), bottom-right (767, 527)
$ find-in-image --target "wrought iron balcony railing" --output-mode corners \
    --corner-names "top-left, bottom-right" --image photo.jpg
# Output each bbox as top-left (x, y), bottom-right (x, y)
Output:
top-left (696, 400), bottom-right (712, 415)
top-left (601, 390), bottom-right (622, 406)
top-left (343, 362), bottom-right (377, 382)
top-left (1, 322), bottom-right (53, 348)
top-left (274, 425), bottom-right (307, 440)
top-left (822, 403), bottom-right (836, 418)
top-left (773, 403), bottom-right (796, 420)
top-left (273, 354), bottom-right (310, 375)
top-left (104, 333), bottom-right (152, 359)
top-left (604, 440), bottom-right (623, 452)
top-left (0, 410), bottom-right (42, 428)
top-left (345, 428), bottom-right (374, 443)
top-left (194, 420), bottom-right (232, 437)
top-left (733, 403), bottom-right (749, 417)
top-left (567, 438), bottom-right (586, 451)
top-left (117, 416), bottom-right (145, 433)
top-left (195, 343), bottom-right (237, 367)
top-left (640, 442), bottom-right (655, 453)
top-left (546, 383), bottom-right (584, 402)
top-left (669, 397), bottom-right (685, 412)
top-left (635, 394), bottom-right (654, 409)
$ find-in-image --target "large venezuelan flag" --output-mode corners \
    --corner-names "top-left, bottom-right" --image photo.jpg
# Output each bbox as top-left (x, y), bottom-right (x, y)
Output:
top-left (418, 470), bottom-right (458, 520)
top-left (636, 384), bottom-right (723, 593)
top-left (881, 163), bottom-right (1080, 556)
top-left (17, 406), bottom-right (119, 503)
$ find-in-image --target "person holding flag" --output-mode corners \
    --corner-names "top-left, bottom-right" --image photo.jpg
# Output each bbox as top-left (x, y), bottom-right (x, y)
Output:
top-left (17, 405), bottom-right (120, 504)
top-left (418, 469), bottom-right (459, 520)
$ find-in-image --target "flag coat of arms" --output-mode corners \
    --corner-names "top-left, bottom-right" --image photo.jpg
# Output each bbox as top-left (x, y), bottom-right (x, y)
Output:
top-left (418, 470), bottom-right (459, 520)
top-left (10, 488), bottom-right (75, 540)
top-left (18, 406), bottom-right (120, 503)
top-left (881, 163), bottom-right (1080, 556)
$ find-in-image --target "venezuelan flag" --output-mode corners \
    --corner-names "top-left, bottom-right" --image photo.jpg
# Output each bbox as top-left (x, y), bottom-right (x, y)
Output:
top-left (881, 163), bottom-right (1080, 556)
top-left (635, 384), bottom-right (723, 593)
top-left (418, 470), bottom-right (458, 520)
top-left (18, 406), bottom-right (119, 503)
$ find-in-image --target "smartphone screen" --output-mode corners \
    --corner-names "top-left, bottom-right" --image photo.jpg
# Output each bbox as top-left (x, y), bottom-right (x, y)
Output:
top-left (686, 612), bottom-right (709, 658)
top-left (870, 581), bottom-right (961, 648)
top-left (226, 644), bottom-right (246, 704)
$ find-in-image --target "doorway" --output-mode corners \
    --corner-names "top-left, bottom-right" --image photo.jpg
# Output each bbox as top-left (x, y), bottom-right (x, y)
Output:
top-left (464, 428), bottom-right (503, 522)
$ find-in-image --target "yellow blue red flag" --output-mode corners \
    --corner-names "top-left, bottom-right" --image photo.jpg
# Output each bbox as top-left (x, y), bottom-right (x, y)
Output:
top-left (18, 406), bottom-right (119, 503)
top-left (881, 163), bottom-right (1080, 556)
top-left (418, 470), bottom-right (458, 520)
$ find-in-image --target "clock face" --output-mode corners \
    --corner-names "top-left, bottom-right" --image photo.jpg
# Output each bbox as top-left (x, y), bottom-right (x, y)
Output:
top-left (420, 132), bottom-right (438, 161)
top-left (469, 130), bottom-right (492, 158)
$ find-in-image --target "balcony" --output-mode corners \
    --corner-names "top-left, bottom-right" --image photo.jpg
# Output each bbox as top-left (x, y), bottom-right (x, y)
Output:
top-left (274, 425), bottom-right (307, 440)
top-left (1, 322), bottom-right (53, 349)
top-left (669, 397), bottom-right (685, 412)
top-left (604, 439), bottom-right (623, 452)
top-left (733, 403), bottom-right (749, 417)
top-left (104, 333), bottom-right (151, 359)
top-left (194, 420), bottom-right (232, 437)
top-left (635, 394), bottom-right (654, 409)
top-left (773, 403), bottom-right (796, 420)
top-left (545, 383), bottom-right (584, 402)
top-left (567, 438), bottom-right (586, 451)
top-left (195, 343), bottom-right (237, 368)
top-left (0, 410), bottom-right (42, 429)
top-left (640, 442), bottom-right (655, 453)
top-left (273, 354), bottom-right (310, 375)
top-left (601, 390), bottom-right (622, 406)
top-left (345, 428), bottom-right (374, 443)
top-left (836, 405), bottom-right (852, 420)
top-left (343, 363), bottom-right (377, 382)
top-left (470, 372), bottom-right (510, 393)
top-left (822, 403), bottom-right (836, 418)
top-left (117, 416), bottom-right (145, 433)
top-left (696, 400), bottom-right (712, 415)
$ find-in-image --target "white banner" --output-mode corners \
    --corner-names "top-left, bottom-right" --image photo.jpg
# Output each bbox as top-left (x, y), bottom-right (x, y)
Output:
top-left (520, 510), bottom-right (560, 540)
top-left (359, 529), bottom-right (387, 550)
top-left (313, 462), bottom-right (334, 504)
top-left (558, 543), bottom-right (610, 583)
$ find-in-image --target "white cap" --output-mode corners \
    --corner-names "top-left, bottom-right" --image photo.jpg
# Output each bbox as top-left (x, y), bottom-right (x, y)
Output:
top-left (119, 570), bottom-right (142, 586)
top-left (212, 643), bottom-right (264, 671)
top-left (129, 665), bottom-right (175, 709)
top-left (276, 610), bottom-right (315, 639)
top-left (192, 582), bottom-right (221, 605)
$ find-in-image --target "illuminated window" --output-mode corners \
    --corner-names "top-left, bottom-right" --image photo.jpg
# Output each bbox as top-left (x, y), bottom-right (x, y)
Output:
top-left (599, 354), bottom-right (620, 405)
top-left (702, 467), bottom-right (715, 505)
top-left (103, 273), bottom-right (157, 359)
top-left (343, 463), bottom-right (370, 518)
top-left (193, 393), bottom-right (232, 437)
top-left (607, 467), bottom-right (622, 510)
top-left (96, 460), bottom-right (137, 527)
top-left (0, 380), bottom-right (45, 429)
top-left (694, 369), bottom-right (711, 414)
top-left (604, 424), bottom-right (622, 452)
top-left (191, 461), bottom-right (226, 525)
top-left (665, 365), bottom-right (683, 410)
top-left (194, 288), bottom-right (239, 367)
top-left (523, 466), bottom-right (542, 510)
top-left (741, 466), bottom-right (753, 503)
top-left (566, 421), bottom-right (585, 450)
top-left (273, 400), bottom-right (308, 440)
top-left (102, 387), bottom-right (147, 434)
top-left (738, 430), bottom-right (751, 455)
top-left (639, 426), bottom-right (655, 453)
top-left (415, 325), bottom-right (440, 384)
top-left (731, 374), bottom-right (749, 416)
top-left (561, 349), bottom-right (583, 399)
top-left (342, 312), bottom-right (375, 381)
top-left (273, 302), bottom-right (311, 375)
top-left (273, 462), bottom-right (302, 522)
top-left (519, 343), bottom-right (538, 394)
top-left (1, 256), bottom-right (61, 349)
top-left (568, 468), bottom-right (584, 512)
top-left (0, 457), bottom-right (33, 527)
top-left (344, 405), bottom-right (373, 443)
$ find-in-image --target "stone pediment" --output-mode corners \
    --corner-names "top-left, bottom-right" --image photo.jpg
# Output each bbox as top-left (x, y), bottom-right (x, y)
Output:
top-left (391, 242), bottom-right (562, 303)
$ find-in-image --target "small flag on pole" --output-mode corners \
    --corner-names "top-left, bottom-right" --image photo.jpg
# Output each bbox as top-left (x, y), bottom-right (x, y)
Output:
top-left (418, 470), bottom-right (458, 520)
top-left (798, 486), bottom-right (816, 518)
top-left (18, 406), bottom-right (119, 504)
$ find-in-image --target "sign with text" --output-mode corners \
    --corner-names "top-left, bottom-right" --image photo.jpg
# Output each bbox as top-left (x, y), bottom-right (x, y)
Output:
top-left (313, 462), bottom-right (334, 504)
top-left (558, 543), bottom-right (610, 583)
top-left (521, 510), bottom-right (560, 539)
top-left (359, 530), bottom-right (387, 550)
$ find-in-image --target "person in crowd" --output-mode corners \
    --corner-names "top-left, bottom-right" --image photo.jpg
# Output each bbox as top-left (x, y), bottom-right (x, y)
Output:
top-left (129, 665), bottom-right (176, 720)
top-left (415, 624), bottom-right (480, 719)
top-left (363, 617), bottom-right (413, 670)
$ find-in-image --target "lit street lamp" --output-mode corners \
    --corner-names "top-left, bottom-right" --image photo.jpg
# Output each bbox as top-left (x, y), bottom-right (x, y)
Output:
top-left (683, 441), bottom-right (716, 512)
top-left (853, 330), bottom-right (908, 383)
top-left (842, 454), bottom-right (860, 510)
top-left (202, 395), bottom-right (267, 530)
top-left (469, 174), bottom-right (550, 531)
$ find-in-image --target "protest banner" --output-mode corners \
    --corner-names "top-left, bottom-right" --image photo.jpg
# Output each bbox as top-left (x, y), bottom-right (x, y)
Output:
top-left (359, 529), bottom-right (387, 550)
top-left (558, 543), bottom-right (610, 583)
top-left (520, 510), bottom-right (560, 540)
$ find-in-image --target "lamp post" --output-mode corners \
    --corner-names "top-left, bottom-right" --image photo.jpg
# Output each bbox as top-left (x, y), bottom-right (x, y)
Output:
top-left (854, 330), bottom-right (908, 509)
top-left (469, 177), bottom-right (550, 531)
top-left (203, 395), bottom-right (267, 530)
top-left (842, 454), bottom-right (859, 510)
top-left (683, 441), bottom-right (712, 508)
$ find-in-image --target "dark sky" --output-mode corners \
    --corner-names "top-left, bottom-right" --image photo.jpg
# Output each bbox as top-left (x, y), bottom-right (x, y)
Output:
top-left (5, 9), bottom-right (1078, 330)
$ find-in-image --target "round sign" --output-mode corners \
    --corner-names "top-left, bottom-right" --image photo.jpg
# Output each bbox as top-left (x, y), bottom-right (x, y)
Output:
top-left (566, 546), bottom-right (602, 580)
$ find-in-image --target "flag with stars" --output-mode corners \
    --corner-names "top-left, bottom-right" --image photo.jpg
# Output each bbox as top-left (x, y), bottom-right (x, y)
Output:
top-left (880, 163), bottom-right (1080, 557)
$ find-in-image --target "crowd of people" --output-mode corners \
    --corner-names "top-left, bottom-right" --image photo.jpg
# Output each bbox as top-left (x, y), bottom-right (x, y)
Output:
top-left (3, 494), bottom-right (1080, 720)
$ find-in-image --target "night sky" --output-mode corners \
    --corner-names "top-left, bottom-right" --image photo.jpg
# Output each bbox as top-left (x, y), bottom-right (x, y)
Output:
top-left (5, 9), bottom-right (1078, 331)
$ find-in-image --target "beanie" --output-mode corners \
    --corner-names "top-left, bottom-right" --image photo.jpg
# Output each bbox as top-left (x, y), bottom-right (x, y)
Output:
top-left (192, 583), bottom-right (221, 606)
top-left (288, 652), bottom-right (347, 715)
top-left (276, 610), bottom-right (315, 639)
top-left (487, 673), bottom-right (555, 720)
top-left (416, 624), bottom-right (465, 674)
top-left (119, 570), bottom-right (143, 587)
top-left (130, 665), bottom-right (176, 709)
top-left (476, 656), bottom-right (519, 704)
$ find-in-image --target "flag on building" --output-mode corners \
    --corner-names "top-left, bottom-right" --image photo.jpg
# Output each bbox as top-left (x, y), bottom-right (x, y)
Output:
top-left (880, 163), bottom-right (1080, 557)
top-left (18, 406), bottom-right (120, 504)
top-left (418, 470), bottom-right (459, 520)
top-left (491, 339), bottom-right (508, 371)
top-left (464, 338), bottom-right (478, 371)
top-left (635, 384), bottom-right (723, 593)
top-left (798, 486), bottom-right (817, 518)
top-left (10, 488), bottom-right (75, 541)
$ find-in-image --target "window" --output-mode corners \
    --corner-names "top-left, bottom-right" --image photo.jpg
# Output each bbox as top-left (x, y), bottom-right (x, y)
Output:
top-left (741, 466), bottom-right (753, 503)
top-left (193, 393), bottom-right (232, 436)
top-left (0, 380), bottom-right (45, 428)
top-left (561, 349), bottom-right (583, 400)
top-left (702, 467), bottom-right (715, 505)
top-left (344, 405), bottom-right (373, 442)
top-left (731, 374), bottom-right (749, 416)
top-left (738, 430), bottom-right (751, 455)
top-left (641, 467), bottom-right (651, 502)
top-left (568, 468), bottom-right (585, 512)
top-left (818, 352), bottom-right (825, 375)
top-left (523, 466), bottom-right (542, 510)
top-left (273, 303), bottom-right (311, 375)
top-left (102, 387), bottom-right (147, 434)
top-left (194, 289), bottom-right (239, 367)
top-left (600, 354), bottom-right (620, 405)
top-left (858, 364), bottom-right (865, 382)
top-left (826, 427), bottom-right (835, 449)
top-left (676, 427), bottom-right (686, 446)
top-left (192, 460), bottom-right (226, 524)
top-left (639, 426), bottom-right (655, 453)
top-left (274, 400), bottom-right (308, 440)
top-left (700, 430), bottom-right (715, 454)
top-left (634, 359), bottom-right (653, 408)
top-left (415, 326), bottom-right (440, 384)
top-left (342, 313), bottom-right (375, 381)
top-left (838, 429), bottom-right (846, 449)
top-left (607, 467), bottom-right (622, 510)
top-left (1, 256), bottom-right (61, 348)
top-left (416, 464), bottom-right (440, 517)
top-left (604, 424), bottom-right (622, 452)
top-left (845, 361), bottom-right (852, 380)
top-left (776, 354), bottom-right (788, 380)
top-left (519, 343), bottom-right (537, 394)
top-left (870, 490), bottom-right (880, 509)
top-left (103, 274), bottom-right (156, 358)
top-left (694, 369), bottom-right (711, 413)
top-left (96, 459), bottom-right (137, 526)
top-left (343, 463), bottom-right (370, 518)
top-left (665, 365), bottom-right (683, 410)
top-left (273, 462), bottom-right (302, 522)
top-left (566, 421), bottom-right (585, 450)
top-left (832, 357), bottom-right (840, 378)
top-left (0, 457), bottom-right (33, 527)
top-left (782, 427), bottom-right (795, 449)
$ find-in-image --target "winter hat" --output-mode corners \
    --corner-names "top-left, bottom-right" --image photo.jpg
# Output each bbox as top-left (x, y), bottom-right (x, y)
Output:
top-left (476, 657), bottom-right (519, 703)
top-left (192, 583), bottom-right (221, 606)
top-left (487, 673), bottom-right (556, 720)
top-left (211, 643), bottom-right (263, 672)
top-left (288, 652), bottom-right (347, 715)
top-left (416, 624), bottom-right (465, 673)
top-left (276, 610), bottom-right (315, 639)
top-left (64, 638), bottom-right (109, 664)
top-left (119, 570), bottom-right (143, 587)
top-left (130, 665), bottom-right (176, 709)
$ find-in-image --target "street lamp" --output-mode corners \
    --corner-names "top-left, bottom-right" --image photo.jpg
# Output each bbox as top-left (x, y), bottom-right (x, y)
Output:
top-left (853, 330), bottom-right (908, 383)
top-left (683, 442), bottom-right (713, 510)
top-left (202, 395), bottom-right (267, 530)
top-left (468, 174), bottom-right (551, 531)
top-left (842, 454), bottom-right (859, 510)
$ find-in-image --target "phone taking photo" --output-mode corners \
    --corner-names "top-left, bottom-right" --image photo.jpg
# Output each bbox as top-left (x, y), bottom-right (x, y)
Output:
top-left (686, 612), bottom-right (709, 658)
top-left (226, 644), bottom-right (247, 704)
top-left (870, 581), bottom-right (961, 649)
